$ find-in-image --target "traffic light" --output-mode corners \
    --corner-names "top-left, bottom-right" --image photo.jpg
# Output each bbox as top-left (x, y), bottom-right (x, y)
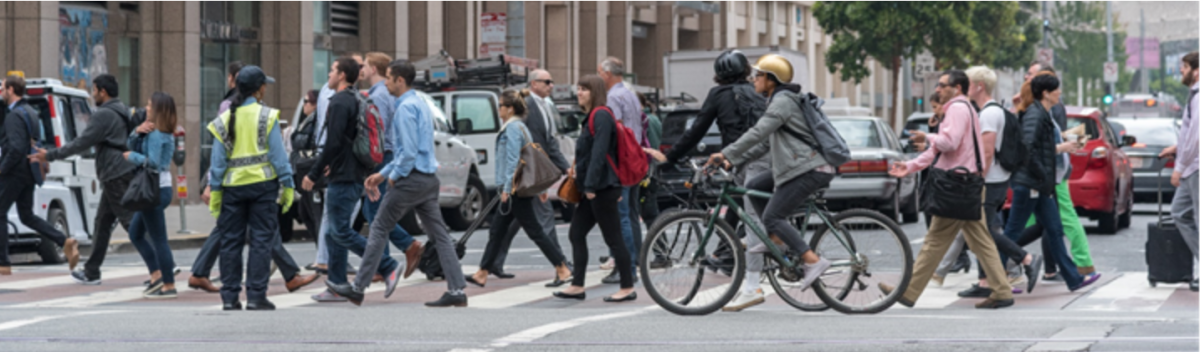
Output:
top-left (1102, 85), bottom-right (1114, 105)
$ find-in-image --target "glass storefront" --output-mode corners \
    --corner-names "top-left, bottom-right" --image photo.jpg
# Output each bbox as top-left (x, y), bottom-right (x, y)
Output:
top-left (199, 2), bottom-right (261, 174)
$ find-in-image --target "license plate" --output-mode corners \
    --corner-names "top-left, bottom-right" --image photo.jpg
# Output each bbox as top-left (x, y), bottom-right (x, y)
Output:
top-left (1130, 157), bottom-right (1146, 169)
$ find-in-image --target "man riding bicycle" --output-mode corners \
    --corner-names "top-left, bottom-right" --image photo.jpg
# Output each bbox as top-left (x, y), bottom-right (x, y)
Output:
top-left (705, 54), bottom-right (835, 311)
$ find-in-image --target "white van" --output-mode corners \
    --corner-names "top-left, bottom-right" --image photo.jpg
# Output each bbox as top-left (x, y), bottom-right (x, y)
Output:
top-left (4, 78), bottom-right (100, 263)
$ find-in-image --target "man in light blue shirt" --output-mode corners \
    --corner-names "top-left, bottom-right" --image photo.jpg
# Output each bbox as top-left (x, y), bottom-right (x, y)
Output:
top-left (358, 52), bottom-right (423, 279)
top-left (598, 56), bottom-right (643, 283)
top-left (327, 59), bottom-right (467, 308)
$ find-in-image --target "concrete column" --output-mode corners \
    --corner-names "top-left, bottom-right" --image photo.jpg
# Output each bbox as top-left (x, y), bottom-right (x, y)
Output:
top-left (444, 2), bottom-right (468, 58)
top-left (595, 2), bottom-right (607, 61)
top-left (699, 10), bottom-right (716, 50)
top-left (653, 1), bottom-right (674, 88)
top-left (606, 2), bottom-right (627, 67)
top-left (360, 1), bottom-right (408, 59)
top-left (0, 2), bottom-right (59, 77)
top-left (580, 2), bottom-right (599, 81)
top-left (427, 2), bottom-right (444, 57)
top-left (524, 2), bottom-right (542, 64)
top-left (544, 3), bottom-right (569, 81)
top-left (260, 1), bottom-right (312, 125)
top-left (141, 1), bottom-right (201, 201)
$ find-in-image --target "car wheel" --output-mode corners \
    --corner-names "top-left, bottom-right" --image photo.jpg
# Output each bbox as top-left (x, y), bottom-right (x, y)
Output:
top-left (442, 174), bottom-right (488, 231)
top-left (38, 208), bottom-right (68, 264)
top-left (1118, 197), bottom-right (1132, 229)
top-left (1096, 200), bottom-right (1119, 235)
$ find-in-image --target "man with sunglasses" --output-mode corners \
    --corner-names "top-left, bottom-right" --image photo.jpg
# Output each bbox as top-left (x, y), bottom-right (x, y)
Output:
top-left (486, 69), bottom-right (572, 282)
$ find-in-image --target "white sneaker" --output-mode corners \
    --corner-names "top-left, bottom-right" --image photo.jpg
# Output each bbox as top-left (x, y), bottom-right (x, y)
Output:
top-left (600, 258), bottom-right (616, 271)
top-left (721, 289), bottom-right (765, 312)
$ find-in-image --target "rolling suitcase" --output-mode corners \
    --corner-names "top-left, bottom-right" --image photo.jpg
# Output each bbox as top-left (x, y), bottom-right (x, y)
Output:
top-left (1146, 166), bottom-right (1193, 287)
top-left (420, 197), bottom-right (498, 280)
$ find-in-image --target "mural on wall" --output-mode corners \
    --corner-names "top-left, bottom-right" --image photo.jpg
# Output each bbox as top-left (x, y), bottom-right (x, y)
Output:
top-left (60, 8), bottom-right (108, 90)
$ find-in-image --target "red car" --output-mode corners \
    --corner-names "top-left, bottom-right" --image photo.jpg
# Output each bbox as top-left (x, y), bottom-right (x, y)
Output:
top-left (1006, 106), bottom-right (1134, 234)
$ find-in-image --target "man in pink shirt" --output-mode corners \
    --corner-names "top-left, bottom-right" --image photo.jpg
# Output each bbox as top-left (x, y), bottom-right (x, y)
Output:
top-left (883, 70), bottom-right (1015, 309)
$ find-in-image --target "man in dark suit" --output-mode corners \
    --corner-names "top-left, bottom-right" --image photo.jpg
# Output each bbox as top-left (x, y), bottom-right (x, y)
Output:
top-left (0, 76), bottom-right (78, 275)
top-left (489, 69), bottom-right (572, 281)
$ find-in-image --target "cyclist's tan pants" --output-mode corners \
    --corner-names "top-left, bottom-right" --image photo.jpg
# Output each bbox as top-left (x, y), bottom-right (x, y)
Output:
top-left (904, 191), bottom-right (1014, 303)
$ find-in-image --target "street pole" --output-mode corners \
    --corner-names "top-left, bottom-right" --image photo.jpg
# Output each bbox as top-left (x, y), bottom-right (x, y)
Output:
top-left (176, 164), bottom-right (192, 234)
top-left (1141, 9), bottom-right (1147, 93)
top-left (1042, 2), bottom-right (1049, 48)
top-left (1106, 2), bottom-right (1115, 97)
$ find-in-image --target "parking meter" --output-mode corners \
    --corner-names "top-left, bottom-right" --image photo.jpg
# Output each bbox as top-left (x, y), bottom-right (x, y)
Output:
top-left (173, 125), bottom-right (186, 167)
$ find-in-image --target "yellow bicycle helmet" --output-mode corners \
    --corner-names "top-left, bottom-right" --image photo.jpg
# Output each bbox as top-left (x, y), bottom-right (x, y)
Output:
top-left (753, 54), bottom-right (794, 84)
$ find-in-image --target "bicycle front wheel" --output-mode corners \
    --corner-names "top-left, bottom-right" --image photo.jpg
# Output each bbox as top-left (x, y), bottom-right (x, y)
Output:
top-left (640, 210), bottom-right (744, 316)
top-left (766, 250), bottom-right (835, 312)
top-left (811, 209), bottom-right (913, 314)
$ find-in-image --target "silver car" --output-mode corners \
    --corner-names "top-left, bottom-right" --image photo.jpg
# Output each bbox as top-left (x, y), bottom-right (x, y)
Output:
top-left (823, 116), bottom-right (920, 223)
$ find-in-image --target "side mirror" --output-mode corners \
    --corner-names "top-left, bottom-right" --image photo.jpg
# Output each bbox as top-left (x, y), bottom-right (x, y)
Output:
top-left (1121, 135), bottom-right (1137, 147)
top-left (456, 119), bottom-right (474, 134)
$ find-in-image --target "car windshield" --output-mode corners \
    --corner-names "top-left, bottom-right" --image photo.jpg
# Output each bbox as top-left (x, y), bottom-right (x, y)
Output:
top-left (1065, 117), bottom-right (1099, 140)
top-left (904, 118), bottom-right (930, 134)
top-left (831, 119), bottom-right (882, 148)
top-left (1110, 118), bottom-right (1178, 147)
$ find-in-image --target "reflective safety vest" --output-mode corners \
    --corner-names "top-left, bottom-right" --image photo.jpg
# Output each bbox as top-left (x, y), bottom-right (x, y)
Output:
top-left (207, 103), bottom-right (280, 187)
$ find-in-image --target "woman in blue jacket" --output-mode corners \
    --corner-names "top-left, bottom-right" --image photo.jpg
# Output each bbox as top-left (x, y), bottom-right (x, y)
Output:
top-left (123, 92), bottom-right (179, 299)
top-left (468, 89), bottom-right (572, 288)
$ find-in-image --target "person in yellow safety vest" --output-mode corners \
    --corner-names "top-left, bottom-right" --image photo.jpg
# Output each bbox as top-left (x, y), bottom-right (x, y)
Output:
top-left (206, 65), bottom-right (295, 311)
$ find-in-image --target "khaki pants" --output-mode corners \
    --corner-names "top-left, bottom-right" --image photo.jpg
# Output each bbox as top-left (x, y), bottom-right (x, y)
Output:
top-left (904, 191), bottom-right (1014, 302)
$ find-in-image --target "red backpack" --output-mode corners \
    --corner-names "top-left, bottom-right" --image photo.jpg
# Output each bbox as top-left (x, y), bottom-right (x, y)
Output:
top-left (352, 90), bottom-right (386, 168)
top-left (588, 107), bottom-right (648, 187)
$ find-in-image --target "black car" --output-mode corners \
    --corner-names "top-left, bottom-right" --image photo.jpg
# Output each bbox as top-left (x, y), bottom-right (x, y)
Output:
top-left (655, 107), bottom-right (723, 209)
top-left (1110, 117), bottom-right (1180, 200)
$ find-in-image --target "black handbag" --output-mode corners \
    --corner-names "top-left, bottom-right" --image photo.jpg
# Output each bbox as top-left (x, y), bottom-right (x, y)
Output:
top-left (121, 135), bottom-right (161, 212)
top-left (920, 101), bottom-right (984, 221)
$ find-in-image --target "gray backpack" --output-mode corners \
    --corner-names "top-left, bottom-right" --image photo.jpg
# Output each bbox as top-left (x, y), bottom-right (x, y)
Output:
top-left (780, 92), bottom-right (852, 167)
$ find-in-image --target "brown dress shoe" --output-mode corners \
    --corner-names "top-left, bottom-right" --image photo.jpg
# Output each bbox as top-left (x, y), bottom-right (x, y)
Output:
top-left (403, 241), bottom-right (423, 279)
top-left (286, 273), bottom-right (319, 292)
top-left (188, 276), bottom-right (220, 293)
top-left (64, 238), bottom-right (80, 271)
top-left (0, 266), bottom-right (11, 275)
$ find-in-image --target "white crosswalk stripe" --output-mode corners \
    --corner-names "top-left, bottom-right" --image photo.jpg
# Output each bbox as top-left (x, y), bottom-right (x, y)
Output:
top-left (0, 267), bottom-right (146, 291)
top-left (469, 270), bottom-right (606, 309)
top-left (1066, 272), bottom-right (1185, 312)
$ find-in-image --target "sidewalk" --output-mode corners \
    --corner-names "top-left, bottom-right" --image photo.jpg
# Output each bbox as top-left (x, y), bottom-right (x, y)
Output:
top-left (96, 204), bottom-right (313, 254)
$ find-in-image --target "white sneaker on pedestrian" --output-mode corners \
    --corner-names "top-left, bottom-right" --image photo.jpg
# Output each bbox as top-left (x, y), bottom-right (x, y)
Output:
top-left (722, 289), bottom-right (765, 312)
top-left (600, 258), bottom-right (616, 271)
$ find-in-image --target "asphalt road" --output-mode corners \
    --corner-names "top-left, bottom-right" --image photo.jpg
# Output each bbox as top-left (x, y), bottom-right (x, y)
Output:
top-left (0, 203), bottom-right (1195, 352)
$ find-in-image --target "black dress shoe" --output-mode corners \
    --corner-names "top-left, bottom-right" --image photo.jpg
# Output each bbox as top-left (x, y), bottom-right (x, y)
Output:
top-left (465, 276), bottom-right (486, 288)
top-left (601, 270), bottom-right (621, 284)
top-left (545, 277), bottom-right (571, 288)
top-left (1023, 254), bottom-right (1043, 293)
top-left (246, 300), bottom-right (276, 311)
top-left (603, 292), bottom-right (637, 303)
top-left (553, 291), bottom-right (586, 300)
top-left (958, 284), bottom-right (993, 298)
top-left (325, 282), bottom-right (364, 306)
top-left (222, 301), bottom-right (242, 311)
top-left (949, 258), bottom-right (971, 274)
top-left (491, 270), bottom-right (515, 279)
top-left (425, 292), bottom-right (467, 307)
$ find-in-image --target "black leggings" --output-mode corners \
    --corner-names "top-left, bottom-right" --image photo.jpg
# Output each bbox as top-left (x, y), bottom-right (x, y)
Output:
top-left (480, 196), bottom-right (567, 269)
top-left (745, 171), bottom-right (835, 255)
top-left (569, 187), bottom-right (632, 288)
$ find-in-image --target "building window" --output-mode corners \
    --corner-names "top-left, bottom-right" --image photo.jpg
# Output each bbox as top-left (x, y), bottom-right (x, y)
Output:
top-left (313, 1), bottom-right (333, 89)
top-left (330, 1), bottom-right (359, 37)
top-left (506, 2), bottom-right (525, 58)
top-left (200, 2), bottom-right (261, 174)
top-left (116, 37), bottom-right (139, 101)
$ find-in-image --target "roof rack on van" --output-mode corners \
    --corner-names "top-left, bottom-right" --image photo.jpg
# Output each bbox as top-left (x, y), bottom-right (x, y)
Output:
top-left (412, 50), bottom-right (538, 90)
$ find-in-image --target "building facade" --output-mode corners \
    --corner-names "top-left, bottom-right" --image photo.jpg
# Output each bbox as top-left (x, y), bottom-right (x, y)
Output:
top-left (1, 1), bottom-right (898, 201)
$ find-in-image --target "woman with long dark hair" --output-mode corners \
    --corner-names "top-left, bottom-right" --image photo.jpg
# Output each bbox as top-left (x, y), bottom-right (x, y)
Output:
top-left (124, 92), bottom-right (179, 298)
top-left (468, 89), bottom-right (572, 288)
top-left (553, 75), bottom-right (636, 302)
top-left (1006, 72), bottom-right (1100, 292)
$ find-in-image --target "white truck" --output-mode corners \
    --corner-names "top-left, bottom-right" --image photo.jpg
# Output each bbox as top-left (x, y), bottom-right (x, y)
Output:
top-left (4, 78), bottom-right (101, 263)
top-left (663, 46), bottom-right (810, 105)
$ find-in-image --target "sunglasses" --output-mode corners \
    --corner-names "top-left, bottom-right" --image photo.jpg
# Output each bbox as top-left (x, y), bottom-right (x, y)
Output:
top-left (935, 82), bottom-right (951, 88)
top-left (534, 79), bottom-right (554, 85)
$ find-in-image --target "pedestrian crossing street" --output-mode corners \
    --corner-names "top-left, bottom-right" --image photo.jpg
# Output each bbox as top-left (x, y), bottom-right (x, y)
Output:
top-left (0, 265), bottom-right (1195, 313)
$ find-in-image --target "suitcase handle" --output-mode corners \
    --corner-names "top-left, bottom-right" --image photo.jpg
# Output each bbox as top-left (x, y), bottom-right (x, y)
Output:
top-left (1157, 156), bottom-right (1170, 226)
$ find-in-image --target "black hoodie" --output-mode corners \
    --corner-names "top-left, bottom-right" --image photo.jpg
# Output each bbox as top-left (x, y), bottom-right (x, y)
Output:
top-left (665, 82), bottom-right (767, 163)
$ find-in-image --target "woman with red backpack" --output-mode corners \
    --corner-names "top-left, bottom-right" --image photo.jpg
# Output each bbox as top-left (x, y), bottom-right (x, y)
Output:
top-left (552, 75), bottom-right (637, 303)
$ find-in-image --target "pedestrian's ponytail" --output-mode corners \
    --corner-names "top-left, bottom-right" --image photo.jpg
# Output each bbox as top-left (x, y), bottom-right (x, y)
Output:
top-left (227, 91), bottom-right (245, 143)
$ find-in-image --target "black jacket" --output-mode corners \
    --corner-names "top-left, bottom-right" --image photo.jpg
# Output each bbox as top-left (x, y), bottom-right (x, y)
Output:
top-left (1, 100), bottom-right (37, 184)
top-left (665, 82), bottom-right (765, 163)
top-left (48, 99), bottom-right (137, 182)
top-left (575, 107), bottom-right (621, 193)
top-left (309, 89), bottom-right (369, 184)
top-left (524, 95), bottom-right (570, 172)
top-left (1012, 102), bottom-right (1058, 194)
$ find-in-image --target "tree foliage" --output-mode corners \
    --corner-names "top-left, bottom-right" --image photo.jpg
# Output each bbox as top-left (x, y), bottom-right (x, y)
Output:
top-left (1048, 1), bottom-right (1128, 103)
top-left (813, 1), bottom-right (976, 82)
top-left (988, 1), bottom-right (1042, 70)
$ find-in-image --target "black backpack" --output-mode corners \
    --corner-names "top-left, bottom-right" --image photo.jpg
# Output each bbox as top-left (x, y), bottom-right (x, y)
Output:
top-left (984, 102), bottom-right (1025, 172)
top-left (731, 85), bottom-right (766, 140)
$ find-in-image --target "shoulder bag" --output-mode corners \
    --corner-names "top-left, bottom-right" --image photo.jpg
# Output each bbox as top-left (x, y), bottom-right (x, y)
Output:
top-left (121, 135), bottom-right (161, 212)
top-left (920, 101), bottom-right (984, 221)
top-left (511, 124), bottom-right (564, 197)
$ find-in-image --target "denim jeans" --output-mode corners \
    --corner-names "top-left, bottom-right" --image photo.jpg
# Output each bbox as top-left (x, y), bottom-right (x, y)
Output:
top-left (362, 152), bottom-right (415, 251)
top-left (128, 187), bottom-right (176, 284)
top-left (325, 182), bottom-right (398, 285)
top-left (615, 187), bottom-right (641, 275)
top-left (1005, 184), bottom-right (1083, 289)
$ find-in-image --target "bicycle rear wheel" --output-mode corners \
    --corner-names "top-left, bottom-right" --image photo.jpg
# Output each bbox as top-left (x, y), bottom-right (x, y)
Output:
top-left (640, 210), bottom-right (744, 316)
top-left (810, 209), bottom-right (913, 314)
